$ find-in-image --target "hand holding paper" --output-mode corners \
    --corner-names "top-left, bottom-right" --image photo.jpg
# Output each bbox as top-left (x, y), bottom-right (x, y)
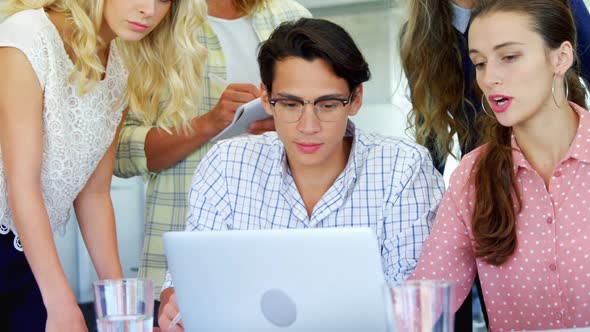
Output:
top-left (211, 97), bottom-right (272, 142)
top-left (206, 73), bottom-right (265, 139)
top-left (247, 116), bottom-right (276, 135)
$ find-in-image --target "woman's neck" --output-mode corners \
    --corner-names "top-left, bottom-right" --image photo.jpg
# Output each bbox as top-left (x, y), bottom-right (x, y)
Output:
top-left (207, 0), bottom-right (245, 19)
top-left (47, 10), bottom-right (111, 63)
top-left (513, 102), bottom-right (578, 185)
top-left (98, 20), bottom-right (116, 49)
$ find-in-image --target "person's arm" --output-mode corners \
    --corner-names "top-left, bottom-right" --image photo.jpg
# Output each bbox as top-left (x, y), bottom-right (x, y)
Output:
top-left (381, 144), bottom-right (445, 282)
top-left (73, 110), bottom-right (129, 280)
top-left (114, 111), bottom-right (153, 178)
top-left (184, 143), bottom-right (233, 232)
top-left (407, 156), bottom-right (480, 313)
top-left (117, 83), bottom-right (260, 174)
top-left (0, 48), bottom-right (87, 331)
top-left (569, 0), bottom-right (590, 81)
top-left (408, 189), bottom-right (477, 313)
top-left (158, 283), bottom-right (183, 330)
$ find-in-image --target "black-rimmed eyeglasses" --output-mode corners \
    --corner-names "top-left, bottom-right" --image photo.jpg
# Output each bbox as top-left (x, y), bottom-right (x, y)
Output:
top-left (269, 91), bottom-right (355, 123)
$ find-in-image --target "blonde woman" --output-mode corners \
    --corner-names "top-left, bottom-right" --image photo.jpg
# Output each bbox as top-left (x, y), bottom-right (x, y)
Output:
top-left (0, 0), bottom-right (206, 331)
top-left (114, 0), bottom-right (311, 323)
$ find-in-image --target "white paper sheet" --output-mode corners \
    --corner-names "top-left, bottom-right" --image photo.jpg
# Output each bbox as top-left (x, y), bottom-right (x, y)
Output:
top-left (211, 98), bottom-right (271, 142)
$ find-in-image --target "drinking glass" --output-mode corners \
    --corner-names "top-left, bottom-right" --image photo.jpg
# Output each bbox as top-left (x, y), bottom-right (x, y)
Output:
top-left (388, 280), bottom-right (455, 332)
top-left (93, 278), bottom-right (154, 332)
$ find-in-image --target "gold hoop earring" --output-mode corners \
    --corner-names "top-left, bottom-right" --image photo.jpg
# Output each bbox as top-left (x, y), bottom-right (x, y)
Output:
top-left (480, 95), bottom-right (495, 119)
top-left (551, 74), bottom-right (570, 108)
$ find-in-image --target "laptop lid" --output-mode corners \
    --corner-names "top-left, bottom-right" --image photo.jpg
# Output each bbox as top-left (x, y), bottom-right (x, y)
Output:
top-left (164, 227), bottom-right (392, 331)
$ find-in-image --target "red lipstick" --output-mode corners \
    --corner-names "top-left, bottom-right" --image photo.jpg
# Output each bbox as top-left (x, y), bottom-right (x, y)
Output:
top-left (488, 94), bottom-right (513, 113)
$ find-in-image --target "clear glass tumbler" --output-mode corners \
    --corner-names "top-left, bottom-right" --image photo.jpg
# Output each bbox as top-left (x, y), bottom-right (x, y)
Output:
top-left (93, 278), bottom-right (154, 332)
top-left (388, 280), bottom-right (455, 332)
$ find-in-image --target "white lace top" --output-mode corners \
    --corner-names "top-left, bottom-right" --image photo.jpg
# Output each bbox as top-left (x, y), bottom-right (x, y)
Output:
top-left (0, 9), bottom-right (128, 251)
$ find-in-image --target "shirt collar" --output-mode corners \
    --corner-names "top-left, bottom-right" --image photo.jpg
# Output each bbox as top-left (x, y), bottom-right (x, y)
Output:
top-left (564, 102), bottom-right (590, 164)
top-left (451, 1), bottom-right (472, 34)
top-left (512, 102), bottom-right (590, 174)
top-left (342, 121), bottom-right (359, 186)
top-left (510, 135), bottom-right (529, 174)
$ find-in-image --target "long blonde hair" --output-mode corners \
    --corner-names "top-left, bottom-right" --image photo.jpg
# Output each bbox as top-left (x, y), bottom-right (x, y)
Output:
top-left (1, 0), bottom-right (208, 131)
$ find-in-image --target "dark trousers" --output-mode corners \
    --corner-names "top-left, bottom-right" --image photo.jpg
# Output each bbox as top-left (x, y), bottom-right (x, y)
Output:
top-left (0, 233), bottom-right (47, 331)
top-left (154, 300), bottom-right (161, 327)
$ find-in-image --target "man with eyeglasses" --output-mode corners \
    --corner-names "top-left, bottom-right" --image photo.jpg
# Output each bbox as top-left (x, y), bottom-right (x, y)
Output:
top-left (158, 18), bottom-right (444, 329)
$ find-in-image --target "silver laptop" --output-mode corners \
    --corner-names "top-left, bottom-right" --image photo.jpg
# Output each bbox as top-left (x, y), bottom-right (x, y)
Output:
top-left (163, 227), bottom-right (392, 331)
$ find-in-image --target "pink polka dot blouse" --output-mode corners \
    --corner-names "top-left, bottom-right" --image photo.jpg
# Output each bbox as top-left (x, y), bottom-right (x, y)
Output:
top-left (412, 103), bottom-right (590, 331)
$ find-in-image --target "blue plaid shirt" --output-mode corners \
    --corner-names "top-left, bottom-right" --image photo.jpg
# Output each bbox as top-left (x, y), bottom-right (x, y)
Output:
top-left (163, 122), bottom-right (444, 289)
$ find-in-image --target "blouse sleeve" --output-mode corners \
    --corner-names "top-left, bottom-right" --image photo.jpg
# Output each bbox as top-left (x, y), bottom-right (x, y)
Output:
top-left (0, 12), bottom-right (50, 90)
top-left (409, 160), bottom-right (478, 313)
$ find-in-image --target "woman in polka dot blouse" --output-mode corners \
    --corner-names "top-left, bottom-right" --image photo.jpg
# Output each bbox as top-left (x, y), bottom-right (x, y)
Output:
top-left (411, 0), bottom-right (590, 330)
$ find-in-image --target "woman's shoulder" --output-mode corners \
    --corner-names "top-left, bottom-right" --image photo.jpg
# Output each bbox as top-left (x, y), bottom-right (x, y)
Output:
top-left (0, 9), bottom-right (60, 88)
top-left (0, 9), bottom-right (53, 45)
top-left (447, 145), bottom-right (486, 191)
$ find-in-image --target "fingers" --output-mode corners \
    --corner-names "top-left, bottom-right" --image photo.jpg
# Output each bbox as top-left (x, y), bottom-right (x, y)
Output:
top-left (213, 100), bottom-right (242, 128)
top-left (157, 313), bottom-right (170, 330)
top-left (221, 89), bottom-right (258, 105)
top-left (210, 83), bottom-right (262, 133)
top-left (159, 294), bottom-right (182, 331)
top-left (171, 326), bottom-right (184, 332)
top-left (167, 322), bottom-right (185, 332)
top-left (225, 83), bottom-right (261, 99)
top-left (216, 99), bottom-right (243, 115)
top-left (176, 318), bottom-right (185, 330)
top-left (248, 117), bottom-right (275, 135)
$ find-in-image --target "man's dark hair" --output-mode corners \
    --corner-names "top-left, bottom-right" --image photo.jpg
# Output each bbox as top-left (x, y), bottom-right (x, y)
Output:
top-left (258, 18), bottom-right (371, 94)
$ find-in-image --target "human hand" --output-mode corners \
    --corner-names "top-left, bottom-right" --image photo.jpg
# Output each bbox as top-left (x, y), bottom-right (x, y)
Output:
top-left (46, 302), bottom-right (88, 332)
top-left (248, 117), bottom-right (275, 135)
top-left (159, 291), bottom-right (184, 332)
top-left (208, 83), bottom-right (260, 134)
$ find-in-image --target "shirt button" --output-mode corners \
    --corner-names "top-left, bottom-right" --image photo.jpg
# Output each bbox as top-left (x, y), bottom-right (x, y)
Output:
top-left (554, 171), bottom-right (562, 178)
top-left (549, 263), bottom-right (557, 271)
top-left (547, 217), bottom-right (553, 224)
